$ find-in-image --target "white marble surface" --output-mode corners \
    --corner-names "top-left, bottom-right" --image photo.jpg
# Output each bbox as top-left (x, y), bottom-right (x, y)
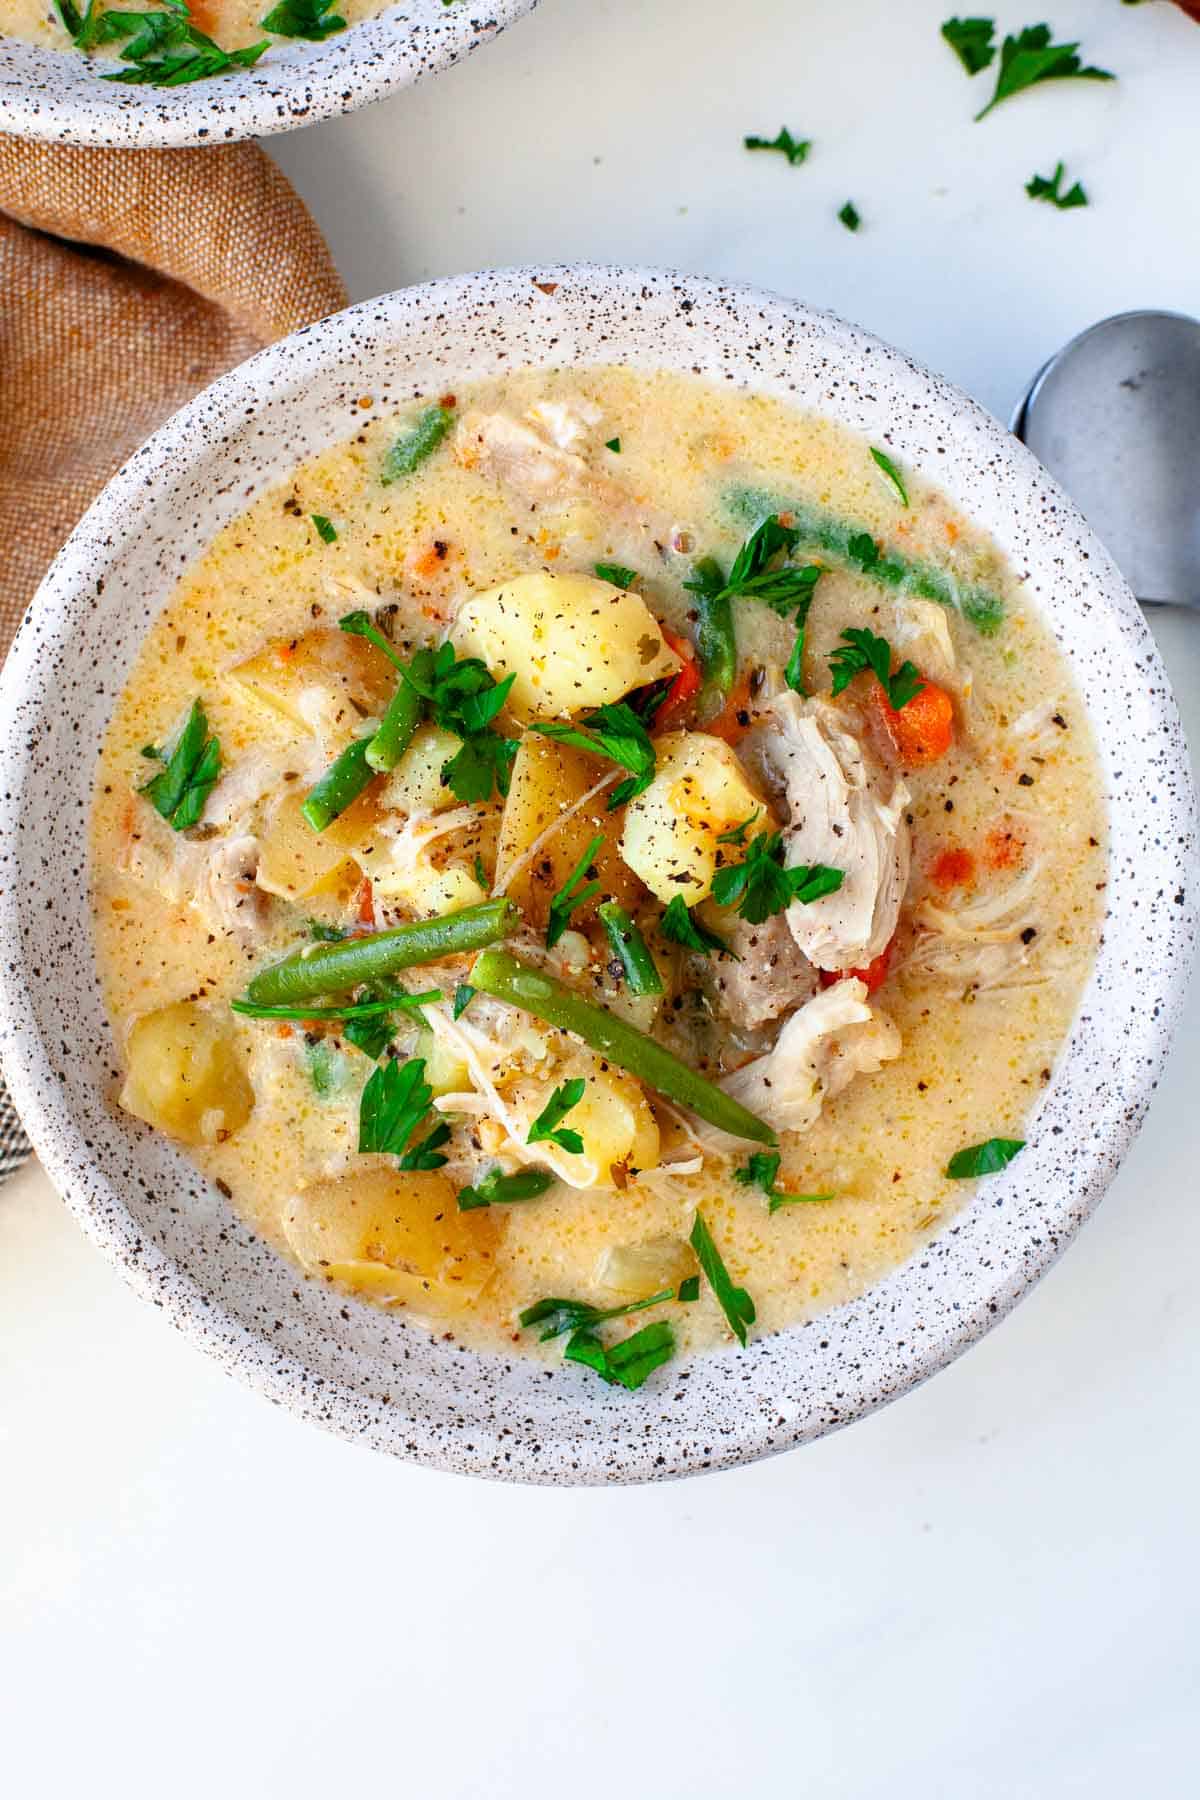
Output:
top-left (4, 1), bottom-right (1199, 1793)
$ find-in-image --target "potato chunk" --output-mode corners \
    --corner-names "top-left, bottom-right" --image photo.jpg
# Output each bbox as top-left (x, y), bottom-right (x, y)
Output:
top-left (451, 572), bottom-right (678, 720)
top-left (494, 733), bottom-right (640, 928)
top-left (378, 724), bottom-right (462, 817)
top-left (621, 731), bottom-right (765, 904)
top-left (120, 1002), bottom-right (253, 1145)
top-left (227, 627), bottom-right (394, 742)
top-left (508, 1058), bottom-right (660, 1188)
top-left (255, 790), bottom-right (358, 900)
top-left (282, 1168), bottom-right (498, 1314)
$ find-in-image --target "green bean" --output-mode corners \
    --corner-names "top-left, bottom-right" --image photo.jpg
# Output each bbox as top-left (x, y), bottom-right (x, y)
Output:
top-left (469, 948), bottom-right (776, 1146)
top-left (301, 737), bottom-right (375, 834)
top-left (725, 485), bottom-right (1004, 634)
top-left (245, 900), bottom-right (518, 1007)
top-left (365, 674), bottom-right (422, 773)
top-left (597, 902), bottom-right (663, 997)
top-left (690, 558), bottom-right (738, 702)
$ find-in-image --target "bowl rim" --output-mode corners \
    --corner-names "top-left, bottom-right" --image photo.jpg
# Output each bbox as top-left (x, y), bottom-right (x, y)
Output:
top-left (1, 263), bottom-right (1196, 1483)
top-left (0, 0), bottom-right (538, 147)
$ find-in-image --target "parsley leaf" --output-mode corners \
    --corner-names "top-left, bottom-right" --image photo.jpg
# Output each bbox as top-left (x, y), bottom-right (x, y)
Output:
top-left (716, 812), bottom-right (761, 848)
top-left (974, 24), bottom-right (1114, 122)
top-left (311, 513), bottom-right (338, 542)
top-left (689, 1211), bottom-right (755, 1347)
top-left (530, 702), bottom-right (656, 810)
top-left (381, 404), bottom-right (454, 484)
top-left (677, 1275), bottom-right (700, 1303)
top-left (527, 1078), bottom-right (586, 1155)
top-left (101, 13), bottom-right (269, 85)
top-left (659, 895), bottom-right (735, 959)
top-left (458, 1167), bottom-right (555, 1210)
top-left (711, 831), bottom-right (844, 926)
top-left (564, 1319), bottom-right (676, 1390)
top-left (519, 1285), bottom-right (678, 1341)
top-left (545, 832), bottom-right (605, 949)
top-left (744, 127), bottom-right (812, 167)
top-left (941, 15), bottom-right (996, 76)
top-left (261, 0), bottom-right (345, 37)
top-left (594, 562), bottom-right (638, 589)
top-left (442, 730), bottom-right (517, 804)
top-left (946, 1137), bottom-right (1025, 1178)
top-left (139, 698), bottom-right (221, 832)
top-left (870, 446), bottom-right (909, 507)
top-left (605, 437), bottom-right (622, 453)
top-left (838, 201), bottom-right (862, 232)
top-left (342, 1009), bottom-right (397, 1061)
top-left (735, 1151), bottom-right (834, 1212)
top-left (1026, 161), bottom-right (1088, 210)
top-left (398, 1118), bottom-right (452, 1172)
top-left (687, 517), bottom-right (822, 695)
top-left (388, 639), bottom-right (518, 803)
top-left (358, 1057), bottom-right (435, 1157)
top-left (829, 625), bottom-right (925, 710)
top-left (452, 983), bottom-right (476, 1020)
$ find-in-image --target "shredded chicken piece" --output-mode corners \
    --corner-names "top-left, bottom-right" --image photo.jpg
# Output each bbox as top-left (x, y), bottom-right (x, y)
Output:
top-left (525, 398), bottom-right (602, 452)
top-left (905, 862), bottom-right (1050, 993)
top-left (121, 826), bottom-right (267, 944)
top-left (891, 599), bottom-right (970, 700)
top-left (455, 408), bottom-right (659, 527)
top-left (718, 980), bottom-right (901, 1136)
top-left (750, 692), bottom-right (911, 972)
top-left (703, 907), bottom-right (819, 1034)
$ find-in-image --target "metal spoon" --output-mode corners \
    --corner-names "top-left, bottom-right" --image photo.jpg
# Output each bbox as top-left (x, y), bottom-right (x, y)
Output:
top-left (1011, 310), bottom-right (1200, 608)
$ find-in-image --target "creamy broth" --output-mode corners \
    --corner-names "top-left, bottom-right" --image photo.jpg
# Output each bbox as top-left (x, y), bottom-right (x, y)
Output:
top-left (91, 368), bottom-right (1106, 1380)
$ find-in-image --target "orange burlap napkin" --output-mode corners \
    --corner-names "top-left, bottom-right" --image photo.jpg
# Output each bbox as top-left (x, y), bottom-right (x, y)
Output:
top-left (0, 135), bottom-right (348, 1174)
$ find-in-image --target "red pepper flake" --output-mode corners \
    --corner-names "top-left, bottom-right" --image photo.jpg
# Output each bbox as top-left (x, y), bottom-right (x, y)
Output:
top-left (983, 826), bottom-right (1025, 871)
top-left (819, 935), bottom-right (895, 995)
top-left (355, 877), bottom-right (375, 927)
top-left (439, 393), bottom-right (457, 410)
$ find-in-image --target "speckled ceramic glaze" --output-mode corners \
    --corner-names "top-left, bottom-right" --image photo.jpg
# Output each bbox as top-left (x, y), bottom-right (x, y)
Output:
top-left (0, 268), bottom-right (1194, 1483)
top-left (0, 0), bottom-right (537, 146)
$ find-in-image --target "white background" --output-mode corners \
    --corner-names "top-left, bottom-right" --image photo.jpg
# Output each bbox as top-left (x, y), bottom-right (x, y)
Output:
top-left (4, 2), bottom-right (1200, 1794)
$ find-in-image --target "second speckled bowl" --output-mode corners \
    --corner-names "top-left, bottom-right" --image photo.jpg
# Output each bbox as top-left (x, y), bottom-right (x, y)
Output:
top-left (0, 267), bottom-right (1194, 1482)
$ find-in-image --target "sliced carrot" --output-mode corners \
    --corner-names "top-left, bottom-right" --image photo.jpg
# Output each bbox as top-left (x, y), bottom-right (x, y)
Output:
top-left (930, 847), bottom-right (975, 891)
top-left (655, 627), bottom-right (701, 723)
top-left (819, 934), bottom-right (895, 995)
top-left (704, 673), bottom-right (754, 745)
top-left (983, 824), bottom-right (1025, 871)
top-left (870, 674), bottom-right (954, 766)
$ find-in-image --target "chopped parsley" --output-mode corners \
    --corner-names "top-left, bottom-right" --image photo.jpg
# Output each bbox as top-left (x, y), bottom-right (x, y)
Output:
top-left (530, 702), bottom-right (657, 809)
top-left (659, 895), bottom-right (735, 959)
top-left (940, 15), bottom-right (996, 76)
top-left (838, 201), bottom-right (862, 232)
top-left (311, 513), bottom-right (338, 542)
top-left (388, 635), bottom-right (518, 804)
top-left (687, 516), bottom-right (822, 696)
top-left (452, 983), bottom-right (476, 1020)
top-left (261, 0), bottom-right (345, 37)
top-left (564, 1319), bottom-right (676, 1390)
top-left (63, 0), bottom-right (271, 85)
top-left (545, 832), bottom-right (605, 949)
top-left (716, 812), bottom-right (761, 848)
top-left (527, 1078), bottom-right (586, 1155)
top-left (519, 1286), bottom-right (679, 1341)
top-left (138, 698), bottom-right (221, 832)
top-left (829, 626), bottom-right (925, 710)
top-left (1026, 161), bottom-right (1088, 210)
top-left (744, 127), bottom-right (812, 167)
top-left (357, 1057), bottom-right (436, 1158)
top-left (677, 1275), bottom-right (700, 1303)
top-left (689, 1211), bottom-right (755, 1347)
top-left (381, 404), bottom-right (454, 484)
top-left (946, 1137), bottom-right (1026, 1178)
top-left (605, 437), bottom-right (622, 453)
top-left (458, 1167), bottom-right (555, 1210)
top-left (398, 1118), bottom-right (452, 1172)
top-left (735, 1151), bottom-right (834, 1213)
top-left (594, 562), bottom-right (638, 590)
top-left (973, 24), bottom-right (1114, 122)
top-left (870, 447), bottom-right (910, 507)
top-left (712, 830), bottom-right (844, 925)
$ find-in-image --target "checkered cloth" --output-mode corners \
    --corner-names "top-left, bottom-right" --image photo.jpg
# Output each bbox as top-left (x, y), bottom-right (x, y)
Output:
top-left (0, 1082), bottom-right (29, 1181)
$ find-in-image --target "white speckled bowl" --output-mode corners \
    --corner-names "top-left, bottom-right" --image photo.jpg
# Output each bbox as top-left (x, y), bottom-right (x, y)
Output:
top-left (0, 267), bottom-right (1195, 1483)
top-left (0, 0), bottom-right (536, 146)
